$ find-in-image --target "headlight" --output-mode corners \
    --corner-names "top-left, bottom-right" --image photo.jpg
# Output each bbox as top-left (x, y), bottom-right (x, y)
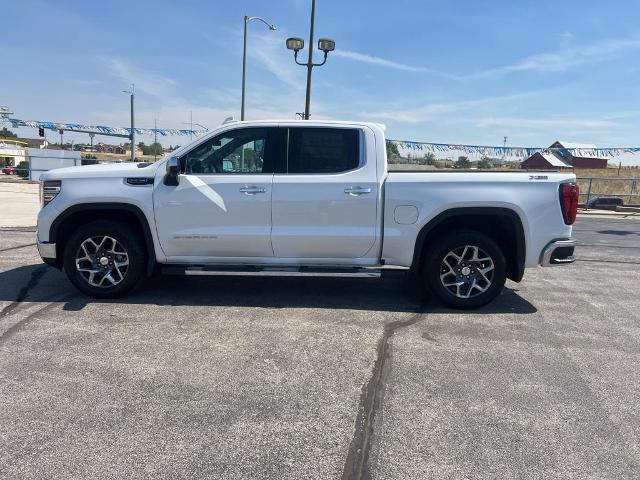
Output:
top-left (42, 180), bottom-right (61, 207)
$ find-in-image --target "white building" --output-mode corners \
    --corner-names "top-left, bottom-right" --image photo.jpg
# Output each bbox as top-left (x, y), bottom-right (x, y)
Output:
top-left (0, 139), bottom-right (28, 166)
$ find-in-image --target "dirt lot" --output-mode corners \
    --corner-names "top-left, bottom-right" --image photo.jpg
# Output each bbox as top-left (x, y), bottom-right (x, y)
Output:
top-left (0, 218), bottom-right (639, 479)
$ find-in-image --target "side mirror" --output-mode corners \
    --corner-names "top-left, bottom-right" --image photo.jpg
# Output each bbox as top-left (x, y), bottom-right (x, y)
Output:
top-left (164, 157), bottom-right (180, 186)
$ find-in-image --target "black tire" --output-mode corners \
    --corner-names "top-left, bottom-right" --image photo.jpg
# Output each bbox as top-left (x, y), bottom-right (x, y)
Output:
top-left (63, 220), bottom-right (146, 299)
top-left (423, 230), bottom-right (506, 309)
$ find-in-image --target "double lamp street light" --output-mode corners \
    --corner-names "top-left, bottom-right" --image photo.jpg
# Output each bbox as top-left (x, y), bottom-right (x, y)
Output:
top-left (242, 0), bottom-right (335, 121)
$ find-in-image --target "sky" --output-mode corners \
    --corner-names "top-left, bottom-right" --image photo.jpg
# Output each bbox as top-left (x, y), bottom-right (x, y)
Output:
top-left (3, 0), bottom-right (640, 164)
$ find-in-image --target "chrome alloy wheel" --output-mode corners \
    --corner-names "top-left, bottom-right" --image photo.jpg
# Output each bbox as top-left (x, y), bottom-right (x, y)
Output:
top-left (75, 236), bottom-right (129, 287)
top-left (439, 245), bottom-right (495, 299)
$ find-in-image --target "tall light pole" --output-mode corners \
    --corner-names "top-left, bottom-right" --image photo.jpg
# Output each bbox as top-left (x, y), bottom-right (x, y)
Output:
top-left (154, 118), bottom-right (158, 161)
top-left (122, 84), bottom-right (135, 162)
top-left (286, 0), bottom-right (335, 119)
top-left (502, 136), bottom-right (508, 161)
top-left (241, 16), bottom-right (277, 121)
top-left (182, 120), bottom-right (209, 141)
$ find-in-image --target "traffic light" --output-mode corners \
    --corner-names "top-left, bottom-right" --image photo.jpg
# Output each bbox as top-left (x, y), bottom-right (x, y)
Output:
top-left (38, 127), bottom-right (45, 137)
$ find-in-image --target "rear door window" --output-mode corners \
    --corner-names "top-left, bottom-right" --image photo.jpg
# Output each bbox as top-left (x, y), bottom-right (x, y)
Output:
top-left (287, 127), bottom-right (360, 174)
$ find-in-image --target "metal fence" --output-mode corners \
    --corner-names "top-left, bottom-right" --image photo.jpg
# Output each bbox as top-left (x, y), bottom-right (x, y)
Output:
top-left (577, 176), bottom-right (640, 207)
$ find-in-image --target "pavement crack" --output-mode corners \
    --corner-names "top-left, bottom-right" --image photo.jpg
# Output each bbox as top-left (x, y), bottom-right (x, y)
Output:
top-left (0, 265), bottom-right (48, 320)
top-left (0, 243), bottom-right (36, 253)
top-left (341, 303), bottom-right (429, 480)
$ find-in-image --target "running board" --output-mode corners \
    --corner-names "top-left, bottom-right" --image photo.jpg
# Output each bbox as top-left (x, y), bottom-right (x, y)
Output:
top-left (162, 265), bottom-right (382, 278)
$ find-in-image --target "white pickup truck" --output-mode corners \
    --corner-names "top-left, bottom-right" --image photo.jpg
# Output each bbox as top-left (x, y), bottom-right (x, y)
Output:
top-left (36, 120), bottom-right (578, 308)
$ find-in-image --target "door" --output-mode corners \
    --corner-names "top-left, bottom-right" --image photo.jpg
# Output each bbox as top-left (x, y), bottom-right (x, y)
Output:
top-left (154, 126), bottom-right (285, 260)
top-left (271, 127), bottom-right (379, 259)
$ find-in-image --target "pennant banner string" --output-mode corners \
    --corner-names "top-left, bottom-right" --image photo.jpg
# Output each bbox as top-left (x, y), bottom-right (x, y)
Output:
top-left (7, 118), bottom-right (640, 157)
top-left (8, 118), bottom-right (209, 138)
top-left (386, 139), bottom-right (640, 158)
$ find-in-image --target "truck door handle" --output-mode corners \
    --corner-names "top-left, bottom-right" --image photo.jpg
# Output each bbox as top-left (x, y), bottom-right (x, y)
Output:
top-left (239, 186), bottom-right (267, 195)
top-left (344, 186), bottom-right (372, 196)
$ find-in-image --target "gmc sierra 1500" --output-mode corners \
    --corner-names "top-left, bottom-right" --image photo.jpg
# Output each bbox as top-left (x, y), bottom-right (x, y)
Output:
top-left (36, 120), bottom-right (578, 308)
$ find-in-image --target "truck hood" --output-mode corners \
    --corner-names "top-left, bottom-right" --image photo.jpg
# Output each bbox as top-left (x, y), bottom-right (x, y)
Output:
top-left (41, 161), bottom-right (163, 180)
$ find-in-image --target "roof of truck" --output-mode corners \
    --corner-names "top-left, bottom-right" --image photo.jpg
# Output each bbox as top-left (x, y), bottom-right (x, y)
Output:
top-left (223, 119), bottom-right (386, 130)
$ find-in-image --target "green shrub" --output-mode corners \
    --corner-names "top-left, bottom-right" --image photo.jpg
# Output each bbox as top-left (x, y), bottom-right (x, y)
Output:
top-left (16, 160), bottom-right (29, 178)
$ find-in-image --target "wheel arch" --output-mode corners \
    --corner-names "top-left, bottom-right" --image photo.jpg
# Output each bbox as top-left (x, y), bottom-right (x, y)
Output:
top-left (411, 207), bottom-right (526, 282)
top-left (49, 203), bottom-right (156, 275)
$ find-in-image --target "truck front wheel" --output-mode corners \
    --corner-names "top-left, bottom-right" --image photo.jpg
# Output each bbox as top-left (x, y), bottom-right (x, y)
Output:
top-left (63, 220), bottom-right (146, 299)
top-left (424, 230), bottom-right (506, 309)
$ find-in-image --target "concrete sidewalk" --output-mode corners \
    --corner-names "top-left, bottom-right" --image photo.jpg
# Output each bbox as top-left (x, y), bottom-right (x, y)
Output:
top-left (577, 208), bottom-right (640, 220)
top-left (0, 182), bottom-right (39, 228)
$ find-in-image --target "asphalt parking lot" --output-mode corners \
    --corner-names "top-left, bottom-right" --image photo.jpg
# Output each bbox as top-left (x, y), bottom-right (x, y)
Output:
top-left (0, 218), bottom-right (639, 479)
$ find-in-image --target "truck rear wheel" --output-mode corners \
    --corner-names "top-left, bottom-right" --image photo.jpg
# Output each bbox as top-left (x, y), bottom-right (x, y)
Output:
top-left (63, 220), bottom-right (146, 299)
top-left (424, 230), bottom-right (506, 309)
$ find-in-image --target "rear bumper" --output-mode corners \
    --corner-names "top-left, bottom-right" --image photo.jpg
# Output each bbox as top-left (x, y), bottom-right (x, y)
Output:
top-left (540, 238), bottom-right (576, 266)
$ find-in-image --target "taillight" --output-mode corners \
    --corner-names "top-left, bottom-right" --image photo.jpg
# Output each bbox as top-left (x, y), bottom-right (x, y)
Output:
top-left (560, 182), bottom-right (579, 225)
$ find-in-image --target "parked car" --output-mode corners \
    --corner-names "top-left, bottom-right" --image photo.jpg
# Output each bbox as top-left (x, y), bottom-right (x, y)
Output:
top-left (1, 165), bottom-right (17, 175)
top-left (35, 120), bottom-right (578, 309)
top-left (582, 196), bottom-right (624, 210)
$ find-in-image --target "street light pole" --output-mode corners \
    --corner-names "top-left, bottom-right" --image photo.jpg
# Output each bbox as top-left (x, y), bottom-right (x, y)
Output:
top-left (303, 0), bottom-right (316, 120)
top-left (123, 84), bottom-right (135, 162)
top-left (502, 136), bottom-right (508, 161)
top-left (241, 16), bottom-right (277, 121)
top-left (182, 120), bottom-right (209, 140)
top-left (154, 118), bottom-right (158, 161)
top-left (286, 1), bottom-right (335, 120)
top-left (130, 85), bottom-right (135, 162)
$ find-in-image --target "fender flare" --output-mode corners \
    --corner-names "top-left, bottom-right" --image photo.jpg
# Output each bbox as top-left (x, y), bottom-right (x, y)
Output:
top-left (411, 207), bottom-right (526, 282)
top-left (49, 202), bottom-right (157, 275)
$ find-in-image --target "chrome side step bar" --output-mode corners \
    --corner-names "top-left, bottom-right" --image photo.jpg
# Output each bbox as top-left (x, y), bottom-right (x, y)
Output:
top-left (163, 265), bottom-right (382, 278)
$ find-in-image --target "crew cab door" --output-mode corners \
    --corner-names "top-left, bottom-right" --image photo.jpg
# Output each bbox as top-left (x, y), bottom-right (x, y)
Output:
top-left (153, 126), bottom-right (285, 260)
top-left (271, 126), bottom-right (379, 259)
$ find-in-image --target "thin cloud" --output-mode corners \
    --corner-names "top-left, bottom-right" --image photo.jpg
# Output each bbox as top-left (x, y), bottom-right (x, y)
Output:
top-left (474, 115), bottom-right (620, 132)
top-left (470, 35), bottom-right (640, 79)
top-left (97, 55), bottom-right (176, 97)
top-left (361, 92), bottom-right (534, 124)
top-left (248, 33), bottom-right (305, 91)
top-left (334, 50), bottom-right (425, 72)
top-left (333, 49), bottom-right (458, 79)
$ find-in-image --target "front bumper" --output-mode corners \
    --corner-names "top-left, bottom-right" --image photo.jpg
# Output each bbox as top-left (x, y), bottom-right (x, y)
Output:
top-left (540, 238), bottom-right (576, 266)
top-left (37, 239), bottom-right (56, 260)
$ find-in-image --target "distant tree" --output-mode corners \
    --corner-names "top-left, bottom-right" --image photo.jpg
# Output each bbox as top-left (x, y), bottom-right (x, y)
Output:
top-left (137, 141), bottom-right (146, 149)
top-left (0, 128), bottom-right (17, 138)
top-left (141, 142), bottom-right (163, 156)
top-left (478, 157), bottom-right (493, 169)
top-left (423, 152), bottom-right (437, 166)
top-left (455, 156), bottom-right (472, 169)
top-left (386, 141), bottom-right (400, 160)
